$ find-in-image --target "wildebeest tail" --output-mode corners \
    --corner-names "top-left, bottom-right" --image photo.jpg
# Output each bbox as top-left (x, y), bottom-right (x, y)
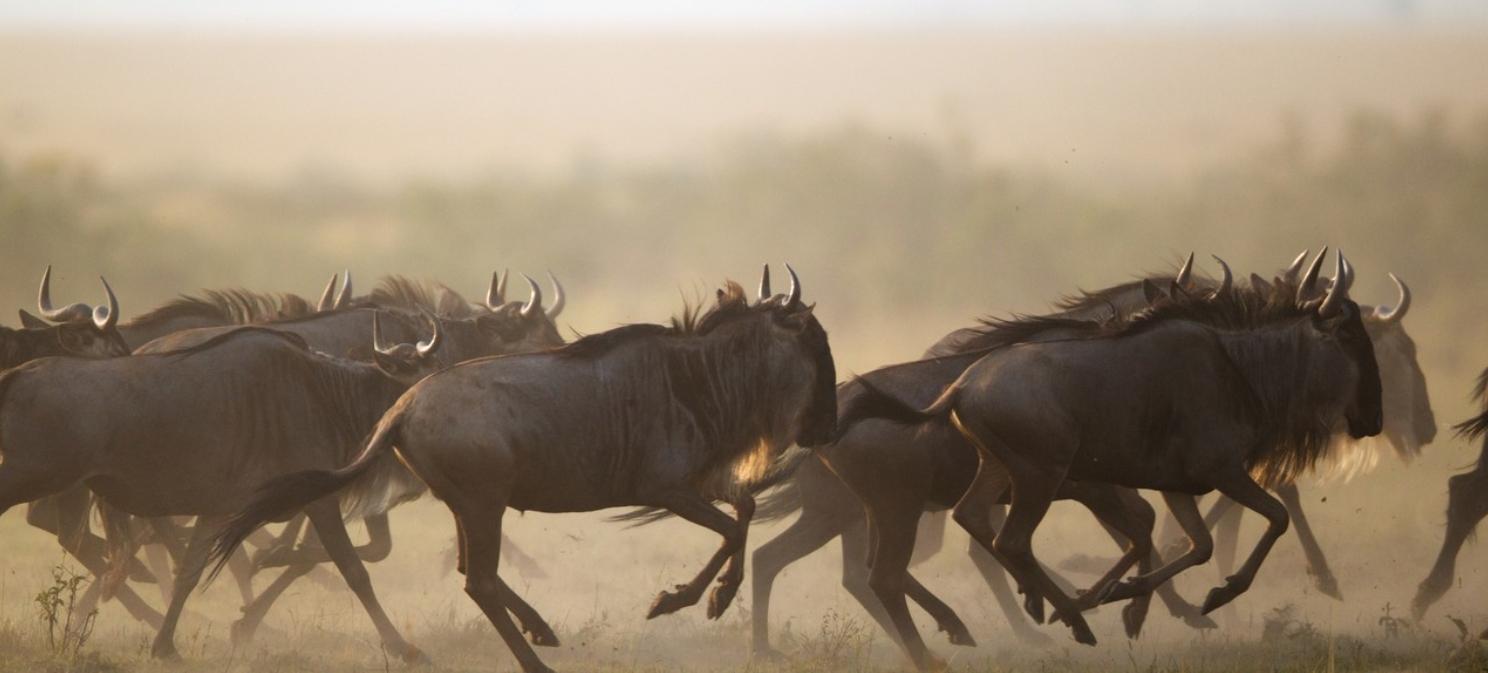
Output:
top-left (1452, 368), bottom-right (1488, 473)
top-left (206, 411), bottom-right (403, 579)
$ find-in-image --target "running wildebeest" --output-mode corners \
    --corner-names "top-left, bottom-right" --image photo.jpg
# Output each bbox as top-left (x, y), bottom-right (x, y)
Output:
top-left (116, 272), bottom-right (568, 649)
top-left (851, 252), bottom-right (1383, 670)
top-left (0, 324), bottom-right (450, 661)
top-left (1145, 264), bottom-right (1433, 601)
top-left (211, 266), bottom-right (836, 673)
top-left (1414, 367), bottom-right (1488, 621)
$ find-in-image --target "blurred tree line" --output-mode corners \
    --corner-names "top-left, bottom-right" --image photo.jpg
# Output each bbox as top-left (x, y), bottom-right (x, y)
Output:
top-left (2, 109), bottom-right (1485, 397)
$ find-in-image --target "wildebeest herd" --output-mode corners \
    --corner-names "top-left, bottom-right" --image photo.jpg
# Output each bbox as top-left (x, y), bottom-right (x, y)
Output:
top-left (0, 251), bottom-right (1484, 673)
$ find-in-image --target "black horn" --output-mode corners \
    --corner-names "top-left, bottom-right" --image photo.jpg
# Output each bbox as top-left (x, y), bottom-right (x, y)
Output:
top-left (1175, 252), bottom-right (1195, 288)
top-left (758, 264), bottom-right (771, 301)
top-left (1316, 252), bottom-right (1348, 317)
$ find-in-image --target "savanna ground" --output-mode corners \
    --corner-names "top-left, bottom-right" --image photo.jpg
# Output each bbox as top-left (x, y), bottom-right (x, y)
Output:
top-left (2, 28), bottom-right (1488, 672)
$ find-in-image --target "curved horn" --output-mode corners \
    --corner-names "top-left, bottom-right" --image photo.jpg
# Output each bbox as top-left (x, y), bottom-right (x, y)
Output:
top-left (417, 311), bottom-right (442, 357)
top-left (1373, 273), bottom-right (1411, 323)
top-left (92, 276), bottom-right (119, 331)
top-left (486, 269), bottom-right (508, 309)
top-left (1174, 252), bottom-right (1195, 288)
top-left (1209, 255), bottom-right (1233, 299)
top-left (37, 265), bottom-right (93, 323)
top-left (1316, 252), bottom-right (1347, 317)
top-left (784, 263), bottom-right (801, 306)
top-left (1295, 246), bottom-right (1328, 304)
top-left (546, 271), bottom-right (565, 319)
top-left (1339, 253), bottom-right (1355, 293)
top-left (371, 311), bottom-right (392, 355)
top-left (1281, 249), bottom-right (1309, 283)
top-left (317, 273), bottom-right (339, 312)
top-left (758, 264), bottom-right (771, 301)
top-left (520, 273), bottom-right (542, 318)
top-left (333, 270), bottom-right (353, 309)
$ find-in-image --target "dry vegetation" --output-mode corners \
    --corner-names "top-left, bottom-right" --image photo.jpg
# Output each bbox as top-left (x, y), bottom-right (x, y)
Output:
top-left (2, 30), bottom-right (1488, 673)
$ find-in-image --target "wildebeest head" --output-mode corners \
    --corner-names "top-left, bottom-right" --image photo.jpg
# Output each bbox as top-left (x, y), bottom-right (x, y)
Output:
top-left (370, 310), bottom-right (445, 384)
top-left (15, 266), bottom-right (130, 359)
top-left (1357, 273), bottom-right (1436, 456)
top-left (755, 264), bottom-right (837, 447)
top-left (1296, 251), bottom-right (1384, 440)
top-left (472, 271), bottom-right (566, 354)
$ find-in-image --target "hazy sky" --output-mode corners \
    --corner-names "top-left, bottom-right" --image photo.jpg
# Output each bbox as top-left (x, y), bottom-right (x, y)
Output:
top-left (0, 0), bottom-right (1483, 32)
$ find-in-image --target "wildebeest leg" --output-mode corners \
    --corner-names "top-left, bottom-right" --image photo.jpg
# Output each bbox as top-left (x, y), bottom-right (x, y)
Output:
top-left (646, 494), bottom-right (746, 619)
top-left (255, 513), bottom-right (392, 566)
top-left (250, 513), bottom-right (308, 568)
top-left (965, 527), bottom-right (1053, 644)
top-left (28, 491), bottom-right (166, 629)
top-left (707, 496), bottom-right (755, 619)
top-left (455, 503), bottom-right (554, 673)
top-left (231, 561), bottom-right (315, 646)
top-left (903, 571), bottom-right (977, 647)
top-left (1198, 471), bottom-right (1290, 615)
top-left (452, 511), bottom-right (558, 646)
top-left (911, 510), bottom-right (948, 567)
top-left (143, 542), bottom-right (174, 604)
top-left (302, 499), bottom-right (426, 663)
top-left (1414, 466), bottom-right (1488, 620)
top-left (1274, 482), bottom-right (1341, 600)
top-left (966, 508), bottom-right (1075, 625)
top-left (1065, 485), bottom-right (1155, 638)
top-left (750, 502), bottom-right (852, 656)
top-left (150, 515), bottom-right (221, 660)
top-left (1102, 493), bottom-right (1212, 604)
top-left (995, 474), bottom-right (1096, 646)
top-left (865, 501), bottom-right (944, 671)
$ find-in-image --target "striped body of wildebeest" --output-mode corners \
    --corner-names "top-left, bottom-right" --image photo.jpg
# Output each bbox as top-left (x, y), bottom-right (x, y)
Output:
top-left (744, 256), bottom-right (1224, 657)
top-left (0, 325), bottom-right (449, 662)
top-left (1414, 368), bottom-right (1488, 622)
top-left (17, 267), bottom-right (337, 628)
top-left (850, 254), bottom-right (1382, 670)
top-left (1188, 260), bottom-right (1434, 602)
top-left (210, 267), bottom-right (836, 673)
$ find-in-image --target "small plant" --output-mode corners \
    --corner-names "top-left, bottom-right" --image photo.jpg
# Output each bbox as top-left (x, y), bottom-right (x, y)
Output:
top-left (33, 562), bottom-right (97, 660)
top-left (1378, 602), bottom-right (1410, 639)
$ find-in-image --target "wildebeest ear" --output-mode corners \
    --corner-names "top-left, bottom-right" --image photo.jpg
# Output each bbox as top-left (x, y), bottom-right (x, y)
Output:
top-left (1249, 273), bottom-right (1272, 294)
top-left (18, 309), bottom-right (48, 329)
top-left (1141, 279), bottom-right (1165, 304)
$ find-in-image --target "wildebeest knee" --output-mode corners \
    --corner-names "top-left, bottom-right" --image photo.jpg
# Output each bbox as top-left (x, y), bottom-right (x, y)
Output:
top-left (992, 534), bottom-right (1030, 560)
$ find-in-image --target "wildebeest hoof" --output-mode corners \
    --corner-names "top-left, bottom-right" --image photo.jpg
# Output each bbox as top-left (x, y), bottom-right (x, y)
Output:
top-left (395, 643), bottom-right (431, 666)
top-left (1200, 585), bottom-right (1240, 615)
top-left (150, 641), bottom-right (181, 661)
top-left (229, 618), bottom-right (259, 647)
top-left (1022, 592), bottom-right (1046, 623)
top-left (646, 585), bottom-right (696, 619)
top-left (942, 621), bottom-right (977, 647)
top-left (706, 581), bottom-right (740, 619)
top-left (1070, 621), bottom-right (1097, 646)
top-left (1121, 599), bottom-right (1150, 639)
top-left (1312, 573), bottom-right (1343, 601)
top-left (526, 623), bottom-right (561, 647)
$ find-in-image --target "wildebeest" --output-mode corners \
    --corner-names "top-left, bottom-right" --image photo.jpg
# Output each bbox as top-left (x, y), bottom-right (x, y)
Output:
top-left (1161, 265), bottom-right (1433, 601)
top-left (0, 325), bottom-right (448, 661)
top-left (210, 267), bottom-right (836, 673)
top-left (744, 258), bottom-right (1224, 657)
top-left (850, 253), bottom-right (1382, 670)
top-left (1413, 367), bottom-right (1488, 621)
top-left (7, 269), bottom-right (129, 363)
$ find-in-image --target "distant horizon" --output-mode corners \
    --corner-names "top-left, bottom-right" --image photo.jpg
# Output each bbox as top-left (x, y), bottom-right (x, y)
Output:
top-left (0, 0), bottom-right (1484, 34)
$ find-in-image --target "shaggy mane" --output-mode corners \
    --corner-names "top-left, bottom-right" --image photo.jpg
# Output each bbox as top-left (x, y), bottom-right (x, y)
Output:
top-left (127, 289), bottom-right (316, 328)
top-left (557, 281), bottom-right (788, 360)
